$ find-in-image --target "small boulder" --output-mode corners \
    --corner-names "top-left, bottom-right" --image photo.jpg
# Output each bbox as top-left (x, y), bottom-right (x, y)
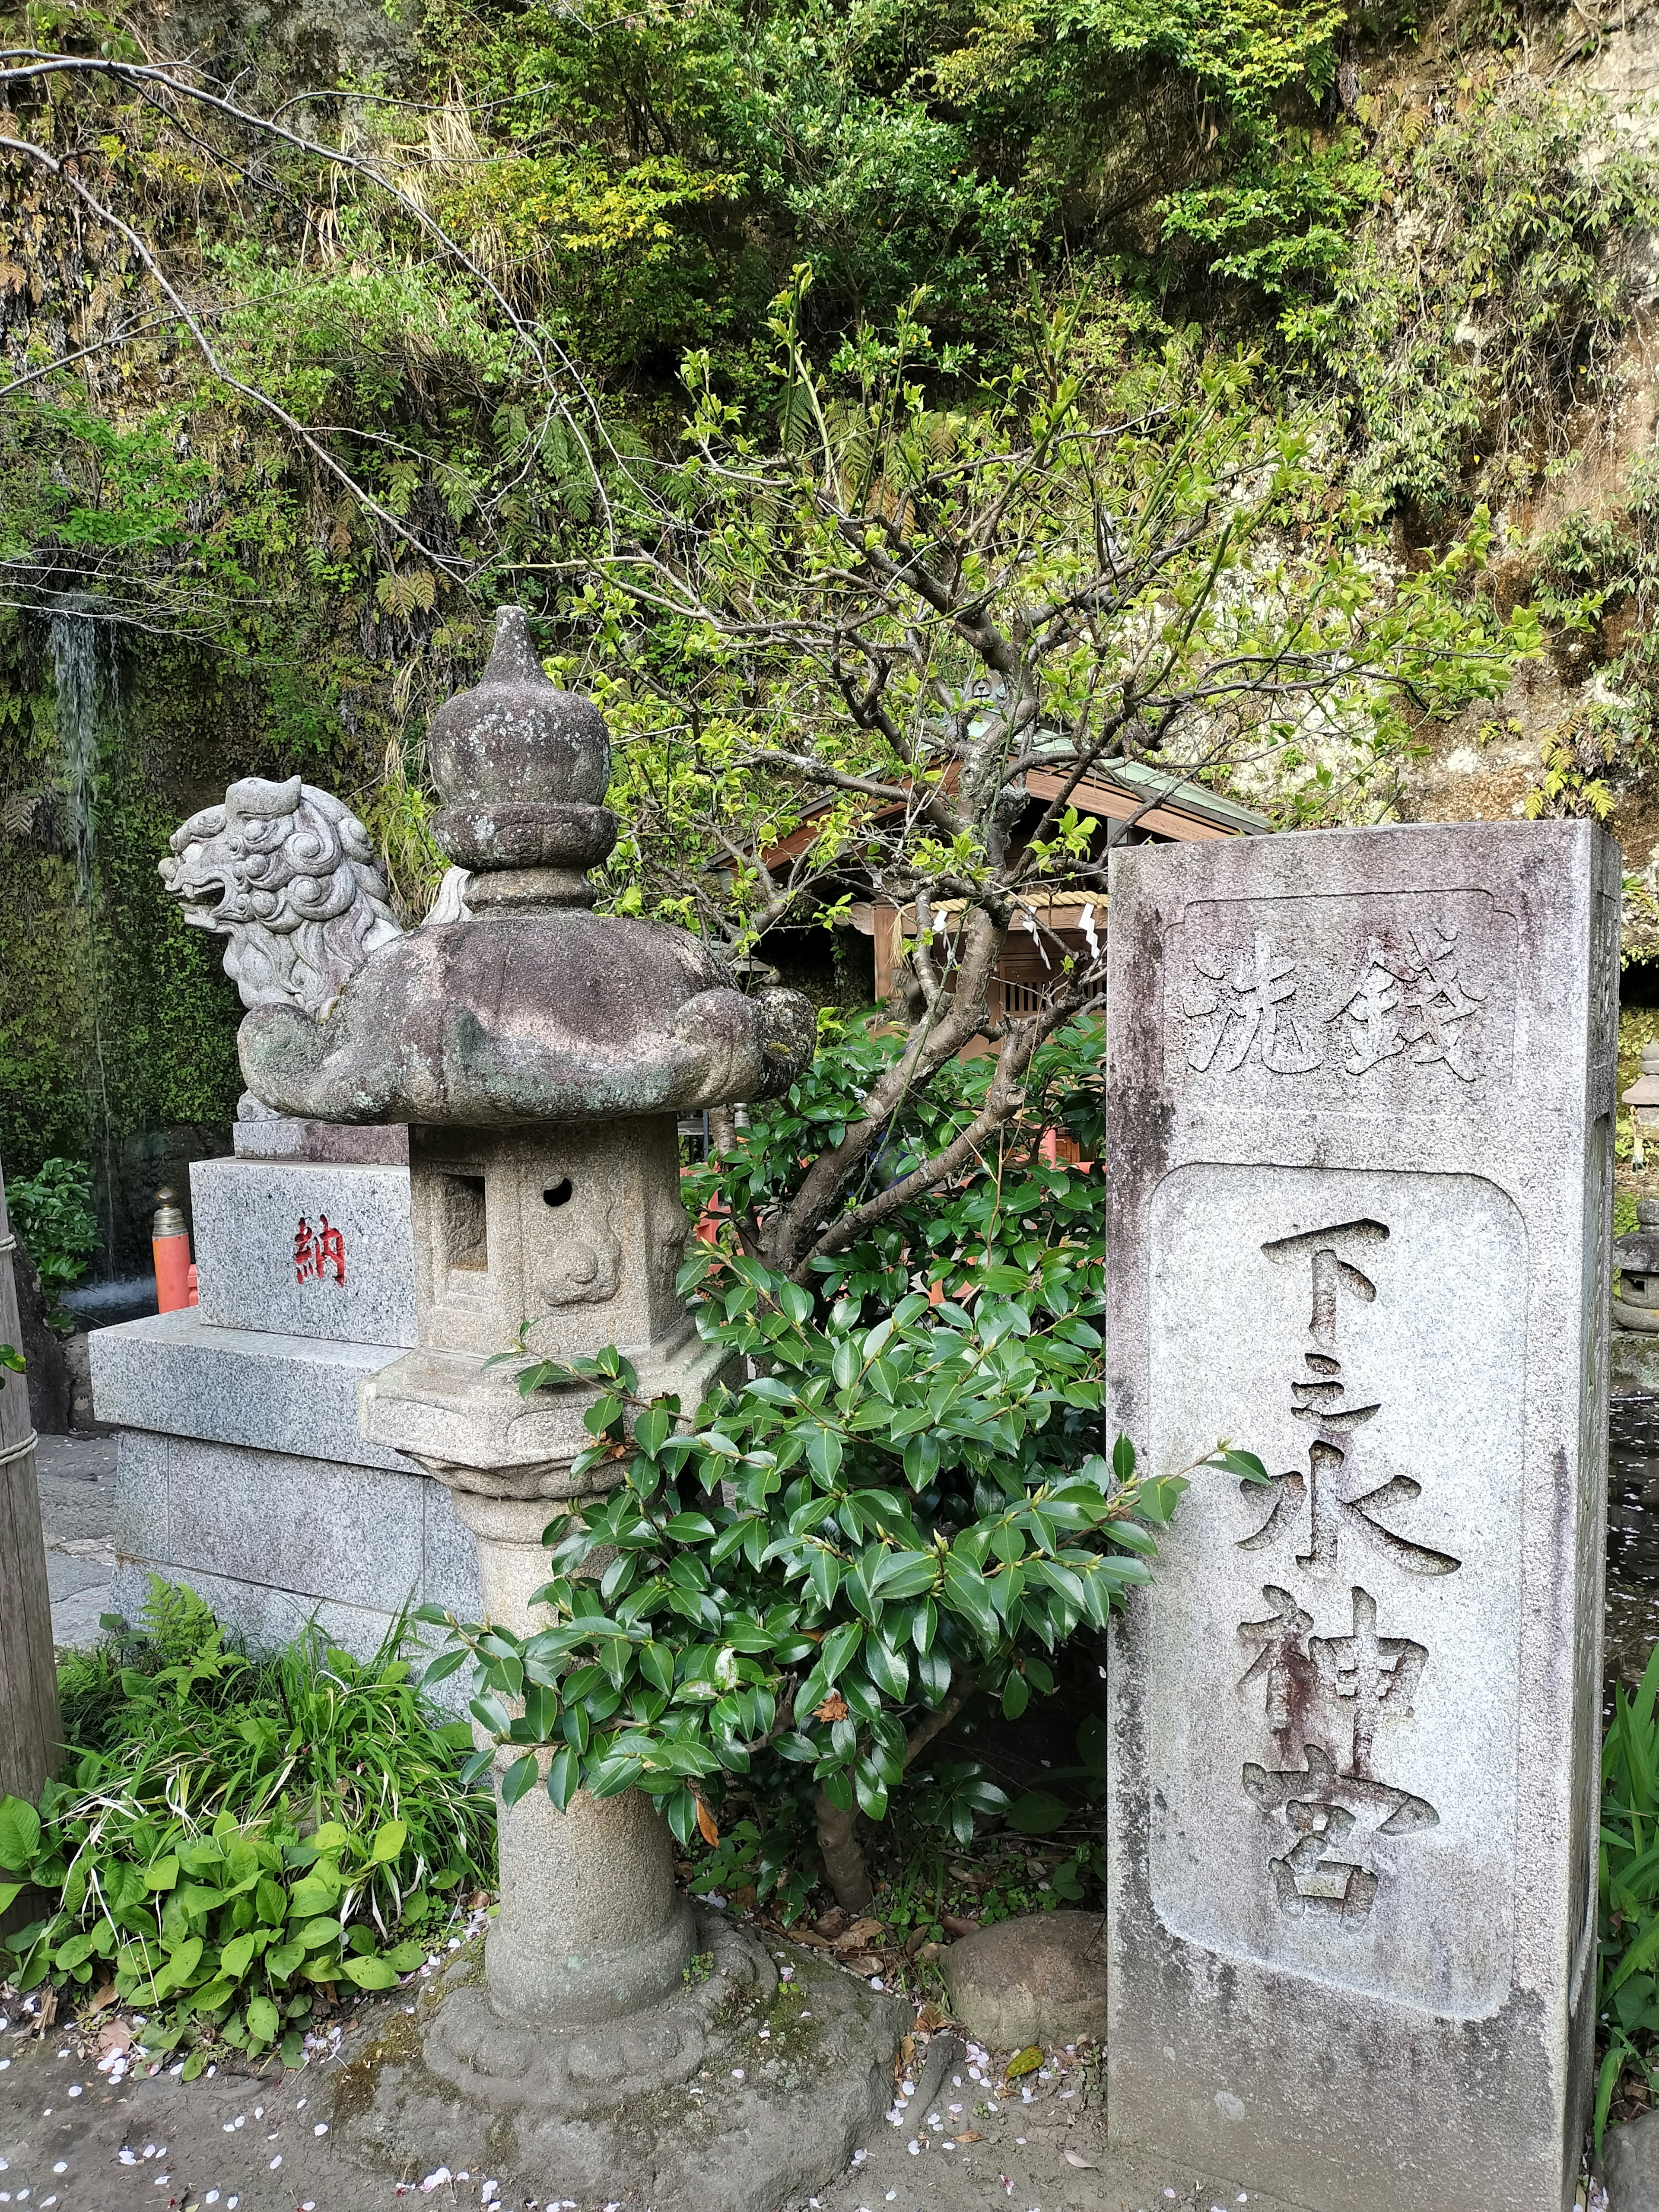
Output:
top-left (939, 1909), bottom-right (1106, 2050)
top-left (1606, 2107), bottom-right (1659, 2211)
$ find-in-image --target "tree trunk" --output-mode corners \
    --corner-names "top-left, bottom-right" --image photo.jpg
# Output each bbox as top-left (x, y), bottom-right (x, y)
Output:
top-left (815, 1786), bottom-right (873, 1912)
top-left (706, 1104), bottom-right (737, 1157)
top-left (0, 1156), bottom-right (62, 1939)
top-left (812, 1676), bottom-right (979, 1912)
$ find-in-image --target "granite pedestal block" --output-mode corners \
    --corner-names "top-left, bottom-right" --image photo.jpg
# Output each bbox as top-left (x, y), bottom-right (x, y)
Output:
top-left (190, 1157), bottom-right (417, 1347)
top-left (92, 1315), bottom-right (478, 1703)
top-left (1105, 820), bottom-right (1618, 2212)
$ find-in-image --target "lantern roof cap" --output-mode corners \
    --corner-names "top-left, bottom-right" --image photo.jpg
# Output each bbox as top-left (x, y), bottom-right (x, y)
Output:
top-left (233, 607), bottom-right (816, 1125)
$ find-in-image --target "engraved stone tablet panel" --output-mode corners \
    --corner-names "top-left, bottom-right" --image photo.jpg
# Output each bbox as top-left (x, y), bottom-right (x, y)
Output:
top-left (1106, 821), bottom-right (1618, 2212)
top-left (1147, 1163), bottom-right (1524, 2018)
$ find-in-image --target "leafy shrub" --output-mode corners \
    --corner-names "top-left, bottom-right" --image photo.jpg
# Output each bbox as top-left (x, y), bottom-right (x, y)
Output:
top-left (1320, 83), bottom-right (1659, 514)
top-left (679, 1011), bottom-right (1108, 1307)
top-left (0, 1581), bottom-right (493, 2071)
top-left (6, 1157), bottom-right (97, 1319)
top-left (427, 1276), bottom-right (1225, 1905)
top-left (425, 1016), bottom-right (1264, 1904)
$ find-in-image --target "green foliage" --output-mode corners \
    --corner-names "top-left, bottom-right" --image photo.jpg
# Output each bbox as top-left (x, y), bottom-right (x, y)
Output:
top-left (427, 1300), bottom-right (1165, 1851)
top-left (686, 1801), bottom-right (823, 1925)
top-left (1597, 1641), bottom-right (1659, 2142)
top-left (682, 1013), bottom-right (1109, 1310)
top-left (3, 0), bottom-right (1653, 1252)
top-left (425, 1018), bottom-right (1267, 1858)
top-left (1001, 1710), bottom-right (1107, 1839)
top-left (1312, 82), bottom-right (1659, 513)
top-left (1160, 134), bottom-right (1381, 299)
top-left (420, 0), bottom-right (1365, 357)
top-left (584, 292), bottom-right (1524, 1004)
top-left (1521, 457), bottom-right (1659, 845)
top-left (6, 1157), bottom-right (97, 1316)
top-left (0, 1581), bottom-right (493, 2069)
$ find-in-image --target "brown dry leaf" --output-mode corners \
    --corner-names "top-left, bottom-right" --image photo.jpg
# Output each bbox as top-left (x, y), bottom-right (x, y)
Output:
top-left (87, 1983), bottom-right (121, 2017)
top-left (813, 1693), bottom-right (850, 1723)
top-left (841, 1952), bottom-right (881, 1975)
top-left (898, 2034), bottom-right (915, 2076)
top-left (695, 1797), bottom-right (719, 1847)
top-left (35, 1986), bottom-right (56, 2034)
top-left (833, 1916), bottom-right (884, 1951)
top-left (790, 1930), bottom-right (834, 1949)
top-left (941, 1913), bottom-right (979, 1939)
top-left (814, 1907), bottom-right (849, 1940)
top-left (956, 2129), bottom-right (982, 2145)
top-left (915, 2002), bottom-right (945, 2033)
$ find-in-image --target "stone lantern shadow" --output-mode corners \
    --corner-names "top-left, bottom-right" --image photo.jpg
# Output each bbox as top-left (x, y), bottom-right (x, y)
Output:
top-left (162, 607), bottom-right (908, 2209)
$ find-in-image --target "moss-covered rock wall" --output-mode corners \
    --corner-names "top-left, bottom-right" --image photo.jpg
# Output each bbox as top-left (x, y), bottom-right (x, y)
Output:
top-left (0, 617), bottom-right (340, 1270)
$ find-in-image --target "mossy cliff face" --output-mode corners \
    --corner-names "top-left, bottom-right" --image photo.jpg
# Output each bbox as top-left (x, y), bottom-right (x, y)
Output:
top-left (0, 617), bottom-right (331, 1268)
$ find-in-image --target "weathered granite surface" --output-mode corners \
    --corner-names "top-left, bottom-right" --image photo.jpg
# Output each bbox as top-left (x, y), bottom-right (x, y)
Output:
top-left (405, 1117), bottom-right (687, 1356)
top-left (92, 1310), bottom-right (416, 1470)
top-left (234, 607), bottom-right (816, 1126)
top-left (160, 774), bottom-right (401, 1017)
top-left (149, 612), bottom-right (901, 2212)
top-left (1605, 2106), bottom-right (1659, 2211)
top-left (105, 1428), bottom-right (478, 1703)
top-left (1615, 1328), bottom-right (1659, 1396)
top-left (334, 1916), bottom-right (909, 2212)
top-left (232, 1112), bottom-right (410, 1164)
top-left (1105, 820), bottom-right (1618, 2212)
top-left (939, 1911), bottom-right (1108, 2049)
top-left (191, 1157), bottom-right (417, 1347)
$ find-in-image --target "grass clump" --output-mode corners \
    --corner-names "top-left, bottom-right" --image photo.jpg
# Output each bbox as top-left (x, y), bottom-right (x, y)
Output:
top-left (1599, 1640), bottom-right (1659, 2140)
top-left (0, 1579), bottom-right (494, 2074)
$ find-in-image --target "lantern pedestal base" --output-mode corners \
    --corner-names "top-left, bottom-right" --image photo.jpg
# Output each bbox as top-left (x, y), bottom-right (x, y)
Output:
top-left (331, 1908), bottom-right (908, 2212)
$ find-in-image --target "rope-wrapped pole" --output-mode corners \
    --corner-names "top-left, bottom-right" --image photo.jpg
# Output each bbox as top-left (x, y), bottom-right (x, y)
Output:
top-left (0, 1153), bottom-right (60, 1850)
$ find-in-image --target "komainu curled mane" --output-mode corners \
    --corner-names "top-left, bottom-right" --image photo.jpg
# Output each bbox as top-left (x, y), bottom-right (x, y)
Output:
top-left (160, 775), bottom-right (403, 1017)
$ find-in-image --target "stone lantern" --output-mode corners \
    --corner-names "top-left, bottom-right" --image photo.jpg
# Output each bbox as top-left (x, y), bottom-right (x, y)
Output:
top-left (1627, 1042), bottom-right (1659, 1168)
top-left (228, 608), bottom-right (906, 2206)
top-left (1615, 1199), bottom-right (1659, 1332)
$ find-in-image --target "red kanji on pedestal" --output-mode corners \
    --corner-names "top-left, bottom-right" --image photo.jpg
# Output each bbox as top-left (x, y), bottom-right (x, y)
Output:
top-left (295, 1214), bottom-right (347, 1286)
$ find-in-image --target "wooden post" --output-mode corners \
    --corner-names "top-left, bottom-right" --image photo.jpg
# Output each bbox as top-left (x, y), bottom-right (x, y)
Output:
top-left (0, 1152), bottom-right (60, 1816)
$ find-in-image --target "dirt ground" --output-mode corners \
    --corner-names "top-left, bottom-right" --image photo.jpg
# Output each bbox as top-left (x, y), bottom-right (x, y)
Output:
top-left (0, 1951), bottom-right (1310, 2212)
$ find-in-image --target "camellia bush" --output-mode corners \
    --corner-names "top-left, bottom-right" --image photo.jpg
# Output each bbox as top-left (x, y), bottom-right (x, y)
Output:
top-left (423, 1015), bottom-right (1265, 1906)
